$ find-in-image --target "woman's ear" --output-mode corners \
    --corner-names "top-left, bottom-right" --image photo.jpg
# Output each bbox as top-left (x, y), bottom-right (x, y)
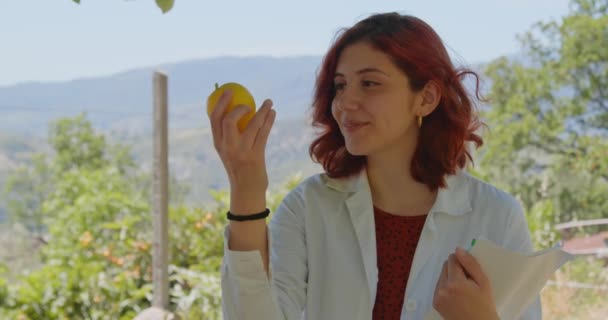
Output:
top-left (417, 81), bottom-right (441, 116)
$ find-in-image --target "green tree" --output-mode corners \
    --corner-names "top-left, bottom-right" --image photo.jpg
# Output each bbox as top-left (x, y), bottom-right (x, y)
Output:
top-left (477, 0), bottom-right (608, 247)
top-left (3, 154), bottom-right (51, 235)
top-left (1, 115), bottom-right (152, 319)
top-left (2, 114), bottom-right (135, 234)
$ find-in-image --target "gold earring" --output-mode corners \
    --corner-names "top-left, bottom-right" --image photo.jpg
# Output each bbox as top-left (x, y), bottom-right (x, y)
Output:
top-left (418, 116), bottom-right (423, 128)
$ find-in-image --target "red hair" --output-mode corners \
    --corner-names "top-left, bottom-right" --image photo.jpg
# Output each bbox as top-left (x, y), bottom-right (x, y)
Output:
top-left (309, 13), bottom-right (484, 191)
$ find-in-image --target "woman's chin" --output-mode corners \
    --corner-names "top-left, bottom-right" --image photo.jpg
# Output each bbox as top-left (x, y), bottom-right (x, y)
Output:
top-left (345, 143), bottom-right (370, 157)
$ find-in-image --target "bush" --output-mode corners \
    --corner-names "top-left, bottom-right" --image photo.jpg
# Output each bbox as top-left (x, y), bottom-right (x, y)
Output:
top-left (0, 167), bottom-right (303, 319)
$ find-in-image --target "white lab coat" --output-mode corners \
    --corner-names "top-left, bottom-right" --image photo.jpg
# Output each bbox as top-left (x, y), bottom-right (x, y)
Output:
top-left (221, 168), bottom-right (542, 319)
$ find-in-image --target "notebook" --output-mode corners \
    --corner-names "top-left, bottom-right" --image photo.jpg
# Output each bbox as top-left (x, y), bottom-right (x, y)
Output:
top-left (424, 238), bottom-right (575, 319)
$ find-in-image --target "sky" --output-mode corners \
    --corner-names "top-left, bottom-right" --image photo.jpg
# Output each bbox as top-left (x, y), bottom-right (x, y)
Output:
top-left (0, 0), bottom-right (572, 87)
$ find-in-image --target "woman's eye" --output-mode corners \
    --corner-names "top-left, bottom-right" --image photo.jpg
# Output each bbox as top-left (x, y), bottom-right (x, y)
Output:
top-left (362, 80), bottom-right (379, 87)
top-left (334, 82), bottom-right (346, 90)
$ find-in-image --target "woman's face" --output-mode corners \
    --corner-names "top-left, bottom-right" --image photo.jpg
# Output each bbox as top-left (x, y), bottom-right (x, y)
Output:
top-left (331, 41), bottom-right (423, 157)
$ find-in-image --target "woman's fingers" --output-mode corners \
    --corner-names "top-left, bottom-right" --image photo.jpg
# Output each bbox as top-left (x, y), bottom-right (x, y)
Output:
top-left (447, 253), bottom-right (466, 282)
top-left (253, 106), bottom-right (276, 153)
top-left (436, 260), bottom-right (448, 290)
top-left (209, 90), bottom-right (233, 150)
top-left (456, 247), bottom-right (490, 290)
top-left (207, 85), bottom-right (276, 156)
top-left (433, 249), bottom-right (498, 319)
top-left (242, 99), bottom-right (273, 147)
top-left (222, 104), bottom-right (254, 147)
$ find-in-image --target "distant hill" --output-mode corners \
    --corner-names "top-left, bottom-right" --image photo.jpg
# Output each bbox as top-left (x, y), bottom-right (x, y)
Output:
top-left (0, 55), bottom-right (323, 136)
top-left (0, 56), bottom-right (335, 220)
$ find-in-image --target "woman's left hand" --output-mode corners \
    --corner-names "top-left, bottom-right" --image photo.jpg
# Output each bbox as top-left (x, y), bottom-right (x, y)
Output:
top-left (432, 247), bottom-right (499, 320)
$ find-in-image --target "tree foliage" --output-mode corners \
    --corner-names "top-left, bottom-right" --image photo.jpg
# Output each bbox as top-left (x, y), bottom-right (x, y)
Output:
top-left (0, 114), bottom-right (300, 319)
top-left (477, 0), bottom-right (608, 247)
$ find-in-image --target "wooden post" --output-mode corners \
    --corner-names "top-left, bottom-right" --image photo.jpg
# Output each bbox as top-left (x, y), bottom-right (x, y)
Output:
top-left (152, 71), bottom-right (169, 309)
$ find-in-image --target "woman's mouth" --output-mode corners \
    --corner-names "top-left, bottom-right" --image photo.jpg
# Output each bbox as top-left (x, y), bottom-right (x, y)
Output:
top-left (343, 121), bottom-right (369, 133)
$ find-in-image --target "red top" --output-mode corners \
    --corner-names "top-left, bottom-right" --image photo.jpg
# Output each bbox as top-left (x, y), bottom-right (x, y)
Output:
top-left (372, 206), bottom-right (427, 320)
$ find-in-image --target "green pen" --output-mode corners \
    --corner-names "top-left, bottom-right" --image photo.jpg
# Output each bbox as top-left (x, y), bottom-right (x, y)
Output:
top-left (467, 238), bottom-right (477, 252)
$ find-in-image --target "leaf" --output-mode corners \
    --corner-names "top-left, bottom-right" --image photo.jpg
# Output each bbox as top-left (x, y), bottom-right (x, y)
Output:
top-left (73, 0), bottom-right (80, 3)
top-left (155, 0), bottom-right (174, 13)
top-left (101, 222), bottom-right (123, 230)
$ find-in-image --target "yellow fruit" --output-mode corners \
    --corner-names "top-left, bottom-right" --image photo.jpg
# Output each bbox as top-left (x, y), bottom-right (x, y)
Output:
top-left (206, 82), bottom-right (256, 132)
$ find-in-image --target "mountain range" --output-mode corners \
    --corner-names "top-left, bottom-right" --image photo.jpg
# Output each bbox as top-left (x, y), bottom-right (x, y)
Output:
top-left (0, 56), bottom-right (324, 135)
top-left (0, 56), bottom-right (333, 220)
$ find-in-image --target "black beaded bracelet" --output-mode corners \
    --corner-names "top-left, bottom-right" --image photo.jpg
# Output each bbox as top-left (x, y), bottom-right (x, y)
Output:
top-left (226, 208), bottom-right (270, 221)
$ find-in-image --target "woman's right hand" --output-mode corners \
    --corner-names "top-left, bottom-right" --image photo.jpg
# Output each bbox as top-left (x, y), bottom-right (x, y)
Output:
top-left (207, 89), bottom-right (277, 213)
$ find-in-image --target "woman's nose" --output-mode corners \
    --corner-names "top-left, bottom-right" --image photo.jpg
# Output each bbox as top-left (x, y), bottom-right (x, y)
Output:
top-left (335, 87), bottom-right (360, 111)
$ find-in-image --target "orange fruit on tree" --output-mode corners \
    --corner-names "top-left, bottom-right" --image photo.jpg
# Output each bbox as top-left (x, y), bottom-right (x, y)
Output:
top-left (206, 82), bottom-right (256, 132)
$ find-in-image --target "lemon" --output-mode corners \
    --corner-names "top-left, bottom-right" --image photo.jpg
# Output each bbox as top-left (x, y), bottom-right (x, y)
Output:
top-left (206, 82), bottom-right (256, 132)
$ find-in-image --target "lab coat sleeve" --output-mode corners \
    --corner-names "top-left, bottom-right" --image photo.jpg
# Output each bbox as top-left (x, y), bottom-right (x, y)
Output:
top-left (221, 189), bottom-right (308, 320)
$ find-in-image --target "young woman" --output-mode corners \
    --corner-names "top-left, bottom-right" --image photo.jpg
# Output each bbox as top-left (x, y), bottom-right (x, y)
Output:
top-left (208, 12), bottom-right (541, 320)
